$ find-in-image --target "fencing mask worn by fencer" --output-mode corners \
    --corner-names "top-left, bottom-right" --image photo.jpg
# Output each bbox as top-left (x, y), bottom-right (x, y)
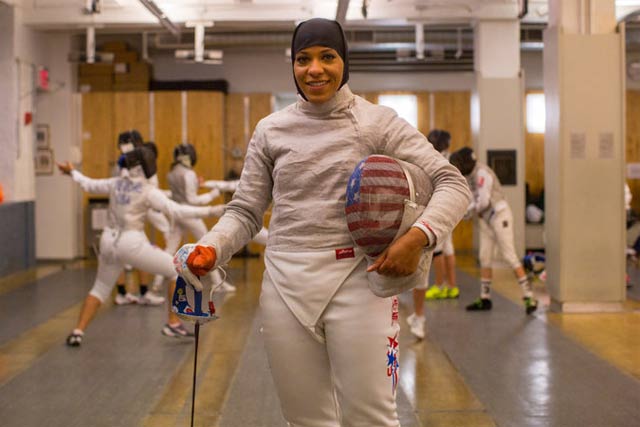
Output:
top-left (173, 143), bottom-right (197, 168)
top-left (118, 131), bottom-right (135, 153)
top-left (118, 145), bottom-right (157, 179)
top-left (449, 147), bottom-right (477, 176)
top-left (291, 18), bottom-right (349, 101)
top-left (118, 130), bottom-right (144, 154)
top-left (345, 155), bottom-right (434, 297)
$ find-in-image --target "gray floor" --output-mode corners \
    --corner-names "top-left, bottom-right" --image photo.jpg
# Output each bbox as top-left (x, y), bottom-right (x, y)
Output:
top-left (0, 267), bottom-right (96, 344)
top-left (1, 261), bottom-right (639, 426)
top-left (418, 270), bottom-right (640, 427)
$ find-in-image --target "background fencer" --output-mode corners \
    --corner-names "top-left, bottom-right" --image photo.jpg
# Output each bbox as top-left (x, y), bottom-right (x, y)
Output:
top-left (57, 145), bottom-right (225, 346)
top-left (176, 18), bottom-right (470, 427)
top-left (150, 143), bottom-right (235, 293)
top-left (114, 131), bottom-right (170, 305)
top-left (406, 129), bottom-right (460, 340)
top-left (449, 147), bottom-right (538, 314)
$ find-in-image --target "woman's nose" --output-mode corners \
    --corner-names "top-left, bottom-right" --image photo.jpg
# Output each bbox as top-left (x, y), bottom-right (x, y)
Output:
top-left (308, 58), bottom-right (323, 74)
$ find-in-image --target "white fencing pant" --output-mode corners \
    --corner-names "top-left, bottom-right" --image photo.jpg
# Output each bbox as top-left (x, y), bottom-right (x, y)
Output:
top-left (90, 229), bottom-right (177, 302)
top-left (260, 261), bottom-right (401, 427)
top-left (478, 206), bottom-right (521, 269)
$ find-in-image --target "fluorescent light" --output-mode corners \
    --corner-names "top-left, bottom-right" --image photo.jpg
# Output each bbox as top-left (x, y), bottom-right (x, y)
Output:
top-left (378, 94), bottom-right (418, 129)
top-left (139, 0), bottom-right (180, 37)
top-left (526, 93), bottom-right (546, 134)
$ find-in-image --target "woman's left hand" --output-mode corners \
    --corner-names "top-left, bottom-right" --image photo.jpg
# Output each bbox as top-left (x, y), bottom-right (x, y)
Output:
top-left (367, 227), bottom-right (429, 276)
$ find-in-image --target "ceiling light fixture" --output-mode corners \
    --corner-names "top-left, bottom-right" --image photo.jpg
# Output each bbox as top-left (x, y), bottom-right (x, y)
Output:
top-left (175, 21), bottom-right (222, 65)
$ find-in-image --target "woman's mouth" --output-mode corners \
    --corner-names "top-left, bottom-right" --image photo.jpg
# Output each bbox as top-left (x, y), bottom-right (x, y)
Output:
top-left (306, 80), bottom-right (329, 89)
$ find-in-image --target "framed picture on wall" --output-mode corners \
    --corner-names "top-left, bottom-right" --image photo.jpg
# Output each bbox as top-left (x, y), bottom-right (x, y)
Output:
top-left (35, 148), bottom-right (54, 175)
top-left (36, 124), bottom-right (50, 149)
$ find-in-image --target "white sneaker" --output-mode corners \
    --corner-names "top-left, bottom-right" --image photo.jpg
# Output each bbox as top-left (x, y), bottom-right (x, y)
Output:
top-left (162, 323), bottom-right (194, 338)
top-left (220, 280), bottom-right (236, 292)
top-left (138, 291), bottom-right (165, 306)
top-left (406, 313), bottom-right (425, 340)
top-left (115, 292), bottom-right (139, 305)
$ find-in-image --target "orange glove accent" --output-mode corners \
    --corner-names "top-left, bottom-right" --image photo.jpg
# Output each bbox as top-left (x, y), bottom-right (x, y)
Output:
top-left (186, 245), bottom-right (217, 277)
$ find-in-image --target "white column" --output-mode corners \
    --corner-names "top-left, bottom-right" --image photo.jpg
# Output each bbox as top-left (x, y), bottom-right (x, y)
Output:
top-left (544, 0), bottom-right (625, 312)
top-left (472, 19), bottom-right (526, 257)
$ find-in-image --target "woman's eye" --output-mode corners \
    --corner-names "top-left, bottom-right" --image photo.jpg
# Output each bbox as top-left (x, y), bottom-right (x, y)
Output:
top-left (322, 54), bottom-right (336, 61)
top-left (296, 56), bottom-right (309, 64)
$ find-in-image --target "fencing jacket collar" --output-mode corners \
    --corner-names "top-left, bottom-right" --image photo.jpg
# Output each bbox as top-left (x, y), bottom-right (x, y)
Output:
top-left (296, 84), bottom-right (354, 117)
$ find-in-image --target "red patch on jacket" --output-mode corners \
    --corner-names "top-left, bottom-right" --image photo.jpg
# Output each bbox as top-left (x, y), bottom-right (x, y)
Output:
top-left (335, 247), bottom-right (355, 260)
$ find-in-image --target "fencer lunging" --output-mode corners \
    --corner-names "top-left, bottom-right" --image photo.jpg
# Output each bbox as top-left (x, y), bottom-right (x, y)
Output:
top-left (58, 145), bottom-right (224, 347)
top-left (174, 18), bottom-right (470, 427)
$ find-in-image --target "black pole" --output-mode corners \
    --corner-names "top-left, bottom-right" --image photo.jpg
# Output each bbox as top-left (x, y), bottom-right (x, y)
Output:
top-left (190, 322), bottom-right (200, 427)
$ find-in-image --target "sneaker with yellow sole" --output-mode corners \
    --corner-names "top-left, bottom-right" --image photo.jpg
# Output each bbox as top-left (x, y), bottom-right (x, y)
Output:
top-left (445, 286), bottom-right (460, 299)
top-left (424, 286), bottom-right (444, 300)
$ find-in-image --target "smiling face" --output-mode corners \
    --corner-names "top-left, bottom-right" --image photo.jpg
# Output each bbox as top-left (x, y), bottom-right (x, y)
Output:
top-left (293, 46), bottom-right (344, 104)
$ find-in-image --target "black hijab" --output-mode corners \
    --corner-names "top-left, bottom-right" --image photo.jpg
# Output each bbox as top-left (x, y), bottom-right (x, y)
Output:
top-left (291, 18), bottom-right (350, 100)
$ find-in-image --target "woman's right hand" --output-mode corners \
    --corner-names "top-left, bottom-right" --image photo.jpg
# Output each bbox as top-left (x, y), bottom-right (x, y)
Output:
top-left (56, 161), bottom-right (74, 175)
top-left (187, 245), bottom-right (217, 276)
top-left (173, 244), bottom-right (217, 291)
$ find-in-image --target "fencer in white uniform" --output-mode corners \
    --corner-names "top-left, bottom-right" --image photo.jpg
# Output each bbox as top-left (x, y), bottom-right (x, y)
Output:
top-left (407, 129), bottom-right (460, 340)
top-left (114, 133), bottom-right (171, 305)
top-left (150, 143), bottom-right (235, 292)
top-left (450, 147), bottom-right (538, 314)
top-left (176, 18), bottom-right (471, 427)
top-left (59, 146), bottom-right (224, 347)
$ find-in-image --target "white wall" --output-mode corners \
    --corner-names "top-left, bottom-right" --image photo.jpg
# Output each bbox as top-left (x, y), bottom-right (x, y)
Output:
top-left (0, 5), bottom-right (80, 259)
top-left (12, 5), bottom-right (41, 202)
top-left (0, 3), bottom-right (17, 201)
top-left (33, 34), bottom-right (79, 259)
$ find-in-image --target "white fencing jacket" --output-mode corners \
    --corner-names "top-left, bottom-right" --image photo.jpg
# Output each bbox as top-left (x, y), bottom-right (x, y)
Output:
top-left (198, 85), bottom-right (470, 323)
top-left (71, 170), bottom-right (217, 232)
top-left (466, 162), bottom-right (508, 222)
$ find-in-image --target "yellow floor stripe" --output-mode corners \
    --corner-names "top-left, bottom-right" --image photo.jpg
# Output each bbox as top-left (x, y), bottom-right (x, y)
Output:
top-left (142, 258), bottom-right (263, 427)
top-left (545, 312), bottom-right (640, 380)
top-left (457, 255), bottom-right (640, 381)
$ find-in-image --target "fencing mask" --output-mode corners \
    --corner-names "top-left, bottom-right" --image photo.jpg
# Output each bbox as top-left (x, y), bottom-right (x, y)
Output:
top-left (173, 143), bottom-right (197, 168)
top-left (345, 155), bottom-right (434, 297)
top-left (118, 145), bottom-right (157, 179)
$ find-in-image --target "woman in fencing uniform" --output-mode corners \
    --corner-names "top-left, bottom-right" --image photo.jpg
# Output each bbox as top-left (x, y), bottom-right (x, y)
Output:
top-left (176, 18), bottom-right (470, 426)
